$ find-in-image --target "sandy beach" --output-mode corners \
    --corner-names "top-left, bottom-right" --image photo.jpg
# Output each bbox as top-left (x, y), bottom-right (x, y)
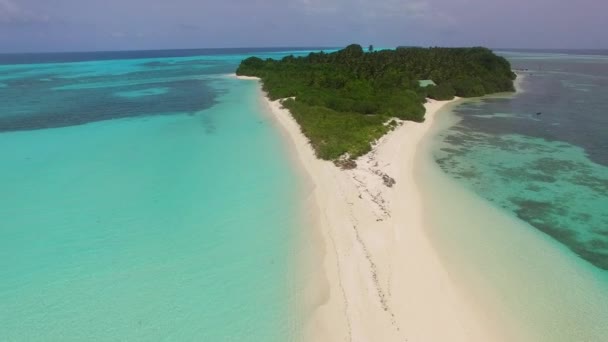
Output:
top-left (237, 75), bottom-right (501, 341)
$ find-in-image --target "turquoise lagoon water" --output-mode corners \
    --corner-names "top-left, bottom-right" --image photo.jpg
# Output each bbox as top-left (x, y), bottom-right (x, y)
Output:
top-left (421, 50), bottom-right (608, 340)
top-left (0, 49), bottom-right (324, 340)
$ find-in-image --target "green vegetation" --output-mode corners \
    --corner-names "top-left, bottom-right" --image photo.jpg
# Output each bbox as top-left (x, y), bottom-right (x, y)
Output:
top-left (237, 44), bottom-right (515, 161)
top-left (426, 83), bottom-right (456, 100)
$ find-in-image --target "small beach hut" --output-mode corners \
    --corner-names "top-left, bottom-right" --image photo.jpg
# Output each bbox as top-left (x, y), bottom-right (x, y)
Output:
top-left (418, 80), bottom-right (437, 87)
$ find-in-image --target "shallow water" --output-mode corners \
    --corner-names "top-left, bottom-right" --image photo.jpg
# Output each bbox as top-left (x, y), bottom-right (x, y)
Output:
top-left (0, 49), bottom-right (319, 340)
top-left (421, 50), bottom-right (608, 341)
top-left (433, 50), bottom-right (608, 270)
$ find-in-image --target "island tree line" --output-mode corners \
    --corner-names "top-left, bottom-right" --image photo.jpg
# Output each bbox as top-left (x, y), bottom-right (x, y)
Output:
top-left (237, 44), bottom-right (515, 161)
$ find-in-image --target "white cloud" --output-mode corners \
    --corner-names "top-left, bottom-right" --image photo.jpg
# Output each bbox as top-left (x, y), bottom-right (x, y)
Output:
top-left (296, 0), bottom-right (339, 13)
top-left (0, 0), bottom-right (50, 25)
top-left (110, 31), bottom-right (126, 38)
top-left (296, 0), bottom-right (433, 19)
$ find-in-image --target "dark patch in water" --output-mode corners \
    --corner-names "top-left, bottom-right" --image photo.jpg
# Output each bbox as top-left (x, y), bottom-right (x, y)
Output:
top-left (0, 71), bottom-right (218, 132)
top-left (439, 147), bottom-right (462, 154)
top-left (529, 173), bottom-right (557, 183)
top-left (142, 61), bottom-right (167, 68)
top-left (533, 158), bottom-right (579, 174)
top-left (574, 212), bottom-right (592, 223)
top-left (456, 170), bottom-right (479, 179)
top-left (200, 115), bottom-right (217, 134)
top-left (454, 68), bottom-right (608, 167)
top-left (510, 198), bottom-right (608, 270)
top-left (588, 239), bottom-right (608, 250)
top-left (570, 173), bottom-right (608, 195)
top-left (494, 167), bottom-right (557, 183)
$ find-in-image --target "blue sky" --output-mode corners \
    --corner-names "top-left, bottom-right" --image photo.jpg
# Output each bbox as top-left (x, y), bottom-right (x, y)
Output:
top-left (0, 0), bottom-right (605, 52)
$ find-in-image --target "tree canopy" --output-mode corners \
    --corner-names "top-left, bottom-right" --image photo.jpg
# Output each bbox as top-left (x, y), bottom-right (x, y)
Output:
top-left (237, 44), bottom-right (515, 161)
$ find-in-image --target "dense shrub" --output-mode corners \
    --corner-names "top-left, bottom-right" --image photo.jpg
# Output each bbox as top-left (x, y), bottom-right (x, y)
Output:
top-left (237, 44), bottom-right (514, 161)
top-left (426, 84), bottom-right (456, 100)
top-left (452, 78), bottom-right (486, 97)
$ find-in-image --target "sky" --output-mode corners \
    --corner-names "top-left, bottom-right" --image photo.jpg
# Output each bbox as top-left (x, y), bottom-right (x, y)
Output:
top-left (0, 0), bottom-right (605, 53)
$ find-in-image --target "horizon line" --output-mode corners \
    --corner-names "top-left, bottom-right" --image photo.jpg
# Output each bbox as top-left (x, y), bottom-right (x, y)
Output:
top-left (2, 45), bottom-right (607, 56)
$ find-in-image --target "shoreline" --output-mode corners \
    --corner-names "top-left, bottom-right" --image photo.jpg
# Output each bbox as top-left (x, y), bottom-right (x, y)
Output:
top-left (237, 74), bottom-right (501, 341)
top-left (414, 72), bottom-right (608, 341)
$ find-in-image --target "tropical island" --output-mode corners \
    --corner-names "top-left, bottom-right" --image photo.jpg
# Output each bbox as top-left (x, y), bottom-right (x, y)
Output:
top-left (235, 45), bottom-right (520, 341)
top-left (237, 44), bottom-right (515, 162)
